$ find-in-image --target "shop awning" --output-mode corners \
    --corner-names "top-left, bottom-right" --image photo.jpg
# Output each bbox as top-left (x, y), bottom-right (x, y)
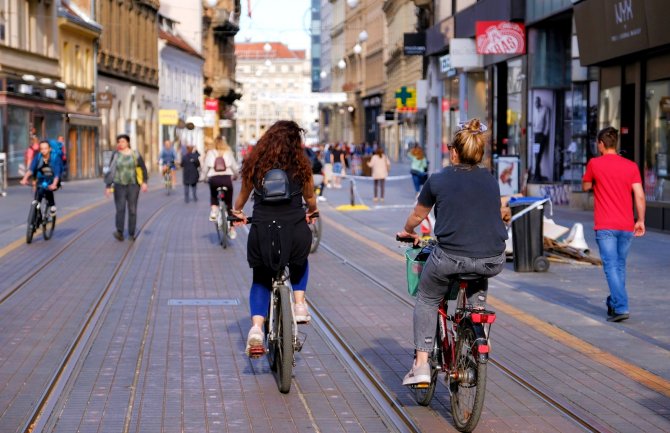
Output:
top-left (67, 113), bottom-right (102, 127)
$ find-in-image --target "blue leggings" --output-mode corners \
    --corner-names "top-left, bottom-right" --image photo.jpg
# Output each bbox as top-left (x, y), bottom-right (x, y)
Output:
top-left (249, 261), bottom-right (309, 317)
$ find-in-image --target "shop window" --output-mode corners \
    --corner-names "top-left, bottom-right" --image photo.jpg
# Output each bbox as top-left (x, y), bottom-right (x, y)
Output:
top-left (7, 107), bottom-right (30, 178)
top-left (644, 80), bottom-right (670, 202)
top-left (599, 86), bottom-right (620, 131)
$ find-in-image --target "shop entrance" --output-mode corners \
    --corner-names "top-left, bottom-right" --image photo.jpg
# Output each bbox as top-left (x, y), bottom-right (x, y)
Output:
top-left (620, 83), bottom-right (636, 161)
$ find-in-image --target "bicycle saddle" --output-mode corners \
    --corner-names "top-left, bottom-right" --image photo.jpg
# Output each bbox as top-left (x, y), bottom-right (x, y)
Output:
top-left (448, 273), bottom-right (486, 281)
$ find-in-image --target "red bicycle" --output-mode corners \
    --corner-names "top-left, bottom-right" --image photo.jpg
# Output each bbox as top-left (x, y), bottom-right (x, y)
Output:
top-left (400, 237), bottom-right (496, 432)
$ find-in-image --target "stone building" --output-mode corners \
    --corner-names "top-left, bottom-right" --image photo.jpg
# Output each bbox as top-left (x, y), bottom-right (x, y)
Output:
top-left (96, 0), bottom-right (160, 168)
top-left (0, 0), bottom-right (64, 178)
top-left (235, 42), bottom-right (317, 145)
top-left (58, 0), bottom-right (102, 179)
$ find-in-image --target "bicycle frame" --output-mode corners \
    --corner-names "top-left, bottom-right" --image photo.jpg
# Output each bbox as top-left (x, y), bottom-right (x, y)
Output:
top-left (266, 269), bottom-right (301, 353)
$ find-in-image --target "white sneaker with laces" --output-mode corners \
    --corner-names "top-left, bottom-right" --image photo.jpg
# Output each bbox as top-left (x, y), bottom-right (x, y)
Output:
top-left (209, 209), bottom-right (217, 222)
top-left (245, 326), bottom-right (265, 357)
top-left (402, 362), bottom-right (431, 386)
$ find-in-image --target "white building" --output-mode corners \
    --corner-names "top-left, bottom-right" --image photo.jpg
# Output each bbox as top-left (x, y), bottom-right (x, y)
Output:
top-left (158, 14), bottom-right (205, 155)
top-left (235, 42), bottom-right (318, 146)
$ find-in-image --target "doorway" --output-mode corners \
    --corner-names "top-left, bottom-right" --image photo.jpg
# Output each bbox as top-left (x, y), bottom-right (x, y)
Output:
top-left (620, 83), bottom-right (635, 161)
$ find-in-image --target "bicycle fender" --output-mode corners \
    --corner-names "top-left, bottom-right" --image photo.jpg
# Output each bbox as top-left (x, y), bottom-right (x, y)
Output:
top-left (464, 319), bottom-right (490, 363)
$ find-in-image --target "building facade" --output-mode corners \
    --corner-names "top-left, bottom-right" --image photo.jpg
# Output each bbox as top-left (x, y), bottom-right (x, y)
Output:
top-left (158, 14), bottom-right (205, 156)
top-left (202, 0), bottom-right (241, 148)
top-left (0, 0), bottom-right (64, 179)
top-left (235, 42), bottom-right (317, 145)
top-left (58, 0), bottom-right (102, 180)
top-left (96, 0), bottom-right (160, 169)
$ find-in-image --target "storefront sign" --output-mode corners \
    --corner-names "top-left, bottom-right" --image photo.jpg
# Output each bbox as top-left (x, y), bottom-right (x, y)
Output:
top-left (204, 98), bottom-right (218, 111)
top-left (439, 55), bottom-right (451, 74)
top-left (475, 21), bottom-right (525, 55)
top-left (159, 109), bottom-right (179, 125)
top-left (97, 92), bottom-right (113, 109)
top-left (426, 17), bottom-right (454, 55)
top-left (395, 86), bottom-right (417, 112)
top-left (403, 33), bottom-right (426, 56)
top-left (574, 0), bottom-right (670, 65)
top-left (450, 39), bottom-right (483, 69)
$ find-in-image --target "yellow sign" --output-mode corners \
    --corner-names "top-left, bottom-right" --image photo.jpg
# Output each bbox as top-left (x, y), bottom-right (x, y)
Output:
top-left (395, 86), bottom-right (417, 111)
top-left (159, 109), bottom-right (179, 125)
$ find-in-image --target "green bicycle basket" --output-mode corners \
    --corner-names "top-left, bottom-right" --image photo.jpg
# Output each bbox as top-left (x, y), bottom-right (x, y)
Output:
top-left (405, 247), bottom-right (428, 297)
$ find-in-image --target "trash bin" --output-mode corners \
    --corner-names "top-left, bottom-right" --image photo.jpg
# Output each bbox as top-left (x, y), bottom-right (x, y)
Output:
top-left (509, 197), bottom-right (550, 272)
top-left (0, 153), bottom-right (6, 197)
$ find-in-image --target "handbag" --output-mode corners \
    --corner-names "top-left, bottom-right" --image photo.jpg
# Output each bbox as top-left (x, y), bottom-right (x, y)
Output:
top-left (404, 244), bottom-right (434, 296)
top-left (131, 151), bottom-right (144, 184)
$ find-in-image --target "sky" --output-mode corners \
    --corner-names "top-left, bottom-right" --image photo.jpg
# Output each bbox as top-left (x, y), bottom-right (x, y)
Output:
top-left (234, 0), bottom-right (312, 51)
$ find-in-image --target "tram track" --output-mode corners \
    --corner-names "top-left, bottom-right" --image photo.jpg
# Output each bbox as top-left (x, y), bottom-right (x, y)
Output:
top-left (314, 239), bottom-right (609, 433)
top-left (17, 199), bottom-right (174, 433)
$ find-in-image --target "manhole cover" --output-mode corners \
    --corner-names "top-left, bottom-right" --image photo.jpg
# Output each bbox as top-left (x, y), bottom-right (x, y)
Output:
top-left (168, 299), bottom-right (240, 306)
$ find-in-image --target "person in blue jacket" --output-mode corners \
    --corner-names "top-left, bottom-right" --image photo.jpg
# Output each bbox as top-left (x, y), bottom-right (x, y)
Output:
top-left (20, 140), bottom-right (63, 216)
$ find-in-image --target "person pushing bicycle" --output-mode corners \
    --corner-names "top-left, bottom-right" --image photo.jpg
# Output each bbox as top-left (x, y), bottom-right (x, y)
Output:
top-left (396, 118), bottom-right (507, 386)
top-left (20, 140), bottom-right (63, 216)
top-left (231, 121), bottom-right (318, 357)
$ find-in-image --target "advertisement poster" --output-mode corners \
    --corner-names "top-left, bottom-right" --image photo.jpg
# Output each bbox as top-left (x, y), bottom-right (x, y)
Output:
top-left (496, 155), bottom-right (520, 195)
top-left (528, 89), bottom-right (555, 182)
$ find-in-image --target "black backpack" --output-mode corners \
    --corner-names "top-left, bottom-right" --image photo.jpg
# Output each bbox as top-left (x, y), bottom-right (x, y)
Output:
top-left (254, 169), bottom-right (301, 203)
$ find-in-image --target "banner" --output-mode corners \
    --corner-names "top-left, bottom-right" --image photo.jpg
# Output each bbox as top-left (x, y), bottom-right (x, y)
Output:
top-left (476, 21), bottom-right (525, 55)
top-left (159, 109), bottom-right (179, 125)
top-left (204, 98), bottom-right (218, 111)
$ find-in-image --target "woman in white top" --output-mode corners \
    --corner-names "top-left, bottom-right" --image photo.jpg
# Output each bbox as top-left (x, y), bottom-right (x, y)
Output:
top-left (367, 147), bottom-right (391, 202)
top-left (205, 137), bottom-right (239, 231)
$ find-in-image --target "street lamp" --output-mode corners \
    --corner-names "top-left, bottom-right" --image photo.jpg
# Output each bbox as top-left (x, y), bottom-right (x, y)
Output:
top-left (320, 70), bottom-right (328, 79)
top-left (346, 0), bottom-right (359, 8)
top-left (353, 43), bottom-right (362, 55)
top-left (263, 43), bottom-right (272, 53)
top-left (205, 0), bottom-right (217, 7)
top-left (337, 59), bottom-right (346, 70)
top-left (358, 30), bottom-right (368, 43)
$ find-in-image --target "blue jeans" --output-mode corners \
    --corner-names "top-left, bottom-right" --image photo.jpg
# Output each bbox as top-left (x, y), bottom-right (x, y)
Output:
top-left (595, 230), bottom-right (633, 315)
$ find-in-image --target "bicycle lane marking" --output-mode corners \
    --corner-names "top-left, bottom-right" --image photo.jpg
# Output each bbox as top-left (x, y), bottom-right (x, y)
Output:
top-left (321, 213), bottom-right (670, 400)
top-left (0, 198), bottom-right (108, 260)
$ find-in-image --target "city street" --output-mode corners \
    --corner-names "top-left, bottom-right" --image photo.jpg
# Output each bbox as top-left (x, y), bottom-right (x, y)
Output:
top-left (1, 168), bottom-right (669, 433)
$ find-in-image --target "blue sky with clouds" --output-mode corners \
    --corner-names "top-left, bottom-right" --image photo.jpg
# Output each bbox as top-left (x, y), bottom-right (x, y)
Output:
top-left (235, 0), bottom-right (312, 51)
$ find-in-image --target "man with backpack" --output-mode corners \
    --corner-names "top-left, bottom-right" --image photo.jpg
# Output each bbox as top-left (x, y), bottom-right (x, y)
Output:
top-left (20, 140), bottom-right (63, 216)
top-left (159, 140), bottom-right (178, 187)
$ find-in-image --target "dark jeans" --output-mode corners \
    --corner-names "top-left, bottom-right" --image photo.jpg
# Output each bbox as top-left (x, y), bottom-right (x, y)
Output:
top-left (373, 179), bottom-right (386, 199)
top-left (411, 171), bottom-right (427, 192)
top-left (184, 183), bottom-right (198, 202)
top-left (208, 175), bottom-right (233, 209)
top-left (35, 188), bottom-right (55, 207)
top-left (533, 132), bottom-right (548, 179)
top-left (113, 183), bottom-right (140, 236)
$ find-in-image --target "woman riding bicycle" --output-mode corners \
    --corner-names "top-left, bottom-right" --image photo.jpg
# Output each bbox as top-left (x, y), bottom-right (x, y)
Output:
top-left (231, 120), bottom-right (318, 356)
top-left (396, 118), bottom-right (507, 386)
top-left (20, 140), bottom-right (63, 216)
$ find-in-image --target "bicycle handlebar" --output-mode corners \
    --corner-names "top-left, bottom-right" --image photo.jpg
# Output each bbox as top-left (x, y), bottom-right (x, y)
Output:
top-left (227, 212), bottom-right (319, 224)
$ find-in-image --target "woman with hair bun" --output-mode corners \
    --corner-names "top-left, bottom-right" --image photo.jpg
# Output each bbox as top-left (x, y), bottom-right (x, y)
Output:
top-left (396, 118), bottom-right (508, 386)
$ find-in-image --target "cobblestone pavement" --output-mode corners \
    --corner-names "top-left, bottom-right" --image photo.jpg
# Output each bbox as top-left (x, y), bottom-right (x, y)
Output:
top-left (0, 169), bottom-right (668, 432)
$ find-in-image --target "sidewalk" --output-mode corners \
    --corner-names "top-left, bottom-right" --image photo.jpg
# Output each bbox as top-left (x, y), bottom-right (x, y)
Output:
top-left (318, 161), bottom-right (670, 381)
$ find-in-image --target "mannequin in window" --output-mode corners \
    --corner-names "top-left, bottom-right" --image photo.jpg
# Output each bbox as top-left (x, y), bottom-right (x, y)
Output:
top-left (533, 96), bottom-right (551, 181)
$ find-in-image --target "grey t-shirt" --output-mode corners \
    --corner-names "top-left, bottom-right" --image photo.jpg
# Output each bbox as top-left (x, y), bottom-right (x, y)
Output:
top-left (418, 165), bottom-right (507, 258)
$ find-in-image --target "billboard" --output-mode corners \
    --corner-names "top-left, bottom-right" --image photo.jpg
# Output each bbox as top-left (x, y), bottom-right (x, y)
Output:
top-left (476, 21), bottom-right (525, 55)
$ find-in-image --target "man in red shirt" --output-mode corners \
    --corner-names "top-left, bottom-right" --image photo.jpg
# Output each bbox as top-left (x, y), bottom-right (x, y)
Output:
top-left (582, 126), bottom-right (646, 322)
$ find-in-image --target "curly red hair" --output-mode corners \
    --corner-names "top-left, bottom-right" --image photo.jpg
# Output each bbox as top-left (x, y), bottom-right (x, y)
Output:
top-left (241, 120), bottom-right (312, 189)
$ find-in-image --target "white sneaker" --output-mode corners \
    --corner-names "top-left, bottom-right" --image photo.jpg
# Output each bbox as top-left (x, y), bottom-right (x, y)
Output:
top-left (209, 209), bottom-right (217, 222)
top-left (245, 326), bottom-right (265, 358)
top-left (402, 362), bottom-right (431, 386)
top-left (228, 227), bottom-right (237, 239)
top-left (49, 206), bottom-right (57, 216)
top-left (293, 303), bottom-right (311, 324)
top-left (317, 196), bottom-right (327, 202)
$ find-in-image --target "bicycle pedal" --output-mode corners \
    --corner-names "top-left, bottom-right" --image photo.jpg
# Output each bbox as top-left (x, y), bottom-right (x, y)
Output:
top-left (247, 346), bottom-right (266, 359)
top-left (414, 383), bottom-right (431, 389)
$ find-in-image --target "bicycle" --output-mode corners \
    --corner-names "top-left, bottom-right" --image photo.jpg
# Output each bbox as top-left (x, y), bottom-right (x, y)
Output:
top-left (214, 186), bottom-right (232, 249)
top-left (230, 212), bottom-right (318, 393)
top-left (398, 236), bottom-right (497, 432)
top-left (308, 183), bottom-right (322, 253)
top-left (26, 181), bottom-right (57, 244)
top-left (162, 166), bottom-right (173, 195)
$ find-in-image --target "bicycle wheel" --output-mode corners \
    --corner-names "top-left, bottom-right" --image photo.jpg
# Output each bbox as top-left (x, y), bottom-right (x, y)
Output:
top-left (26, 202), bottom-right (37, 244)
top-left (275, 284), bottom-right (294, 393)
top-left (415, 323), bottom-right (440, 406)
top-left (309, 217), bottom-right (322, 253)
top-left (42, 212), bottom-right (56, 240)
top-left (218, 205), bottom-right (228, 249)
top-left (450, 323), bottom-right (487, 432)
top-left (165, 174), bottom-right (172, 195)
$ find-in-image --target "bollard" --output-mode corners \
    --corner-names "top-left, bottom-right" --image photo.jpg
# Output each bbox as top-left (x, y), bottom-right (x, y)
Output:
top-left (350, 178), bottom-right (355, 206)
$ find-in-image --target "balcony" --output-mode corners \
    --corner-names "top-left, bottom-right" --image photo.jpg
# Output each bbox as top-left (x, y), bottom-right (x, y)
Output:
top-left (210, 8), bottom-right (239, 36)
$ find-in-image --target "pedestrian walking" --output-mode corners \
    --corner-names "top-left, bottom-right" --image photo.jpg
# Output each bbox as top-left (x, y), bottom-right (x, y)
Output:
top-left (205, 137), bottom-right (239, 237)
top-left (182, 145), bottom-right (200, 203)
top-left (104, 134), bottom-right (149, 241)
top-left (408, 145), bottom-right (428, 195)
top-left (582, 126), bottom-right (646, 322)
top-left (367, 147), bottom-right (390, 202)
top-left (323, 143), bottom-right (333, 188)
top-left (330, 143), bottom-right (346, 188)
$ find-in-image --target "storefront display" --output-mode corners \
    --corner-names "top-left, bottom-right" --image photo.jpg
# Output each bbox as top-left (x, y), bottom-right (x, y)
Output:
top-left (644, 80), bottom-right (670, 201)
top-left (441, 76), bottom-right (460, 167)
top-left (7, 107), bottom-right (30, 178)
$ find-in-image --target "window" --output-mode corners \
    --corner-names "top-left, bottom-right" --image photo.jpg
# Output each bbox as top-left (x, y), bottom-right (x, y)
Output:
top-left (0, 7), bottom-right (6, 42)
top-left (644, 80), bottom-right (670, 202)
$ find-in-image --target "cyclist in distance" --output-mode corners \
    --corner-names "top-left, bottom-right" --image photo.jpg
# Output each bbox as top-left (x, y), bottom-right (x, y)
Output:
top-left (20, 140), bottom-right (63, 216)
top-left (396, 118), bottom-right (507, 386)
top-left (230, 120), bottom-right (318, 356)
top-left (159, 139), bottom-right (177, 187)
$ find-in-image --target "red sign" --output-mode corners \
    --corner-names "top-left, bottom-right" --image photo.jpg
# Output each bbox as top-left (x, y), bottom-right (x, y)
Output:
top-left (476, 21), bottom-right (525, 55)
top-left (441, 99), bottom-right (449, 112)
top-left (204, 98), bottom-right (218, 111)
